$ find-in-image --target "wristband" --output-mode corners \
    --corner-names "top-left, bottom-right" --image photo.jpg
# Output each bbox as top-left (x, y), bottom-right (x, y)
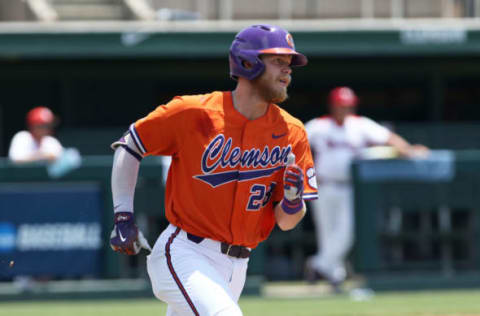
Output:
top-left (114, 212), bottom-right (134, 224)
top-left (281, 198), bottom-right (303, 215)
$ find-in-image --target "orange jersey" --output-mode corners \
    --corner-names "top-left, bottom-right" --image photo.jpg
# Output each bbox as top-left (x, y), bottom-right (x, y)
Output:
top-left (130, 91), bottom-right (317, 248)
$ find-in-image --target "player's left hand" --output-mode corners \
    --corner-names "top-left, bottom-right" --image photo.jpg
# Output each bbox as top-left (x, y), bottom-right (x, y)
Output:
top-left (110, 212), bottom-right (152, 255)
top-left (281, 153), bottom-right (304, 214)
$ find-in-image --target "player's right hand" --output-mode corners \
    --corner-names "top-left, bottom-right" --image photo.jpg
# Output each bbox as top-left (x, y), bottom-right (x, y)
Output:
top-left (408, 144), bottom-right (430, 159)
top-left (110, 212), bottom-right (152, 255)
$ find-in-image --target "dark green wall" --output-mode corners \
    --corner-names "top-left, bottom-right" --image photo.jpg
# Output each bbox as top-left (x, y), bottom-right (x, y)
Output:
top-left (1, 55), bottom-right (480, 155)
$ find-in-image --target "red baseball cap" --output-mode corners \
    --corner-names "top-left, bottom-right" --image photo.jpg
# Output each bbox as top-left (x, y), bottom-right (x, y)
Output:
top-left (26, 107), bottom-right (55, 126)
top-left (328, 87), bottom-right (358, 107)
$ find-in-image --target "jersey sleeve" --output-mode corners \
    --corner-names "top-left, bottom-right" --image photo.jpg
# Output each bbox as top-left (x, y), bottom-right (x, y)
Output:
top-left (361, 117), bottom-right (392, 145)
top-left (304, 119), bottom-right (316, 143)
top-left (43, 136), bottom-right (64, 156)
top-left (304, 118), bottom-right (326, 155)
top-left (8, 132), bottom-right (29, 161)
top-left (129, 96), bottom-right (187, 156)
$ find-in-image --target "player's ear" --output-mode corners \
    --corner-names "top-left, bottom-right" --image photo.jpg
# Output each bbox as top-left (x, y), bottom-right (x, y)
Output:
top-left (241, 60), bottom-right (253, 70)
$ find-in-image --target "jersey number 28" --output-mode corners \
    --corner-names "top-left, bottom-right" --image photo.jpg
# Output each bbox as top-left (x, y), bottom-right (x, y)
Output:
top-left (246, 182), bottom-right (276, 211)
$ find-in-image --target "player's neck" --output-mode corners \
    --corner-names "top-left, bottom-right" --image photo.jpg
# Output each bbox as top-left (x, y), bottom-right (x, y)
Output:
top-left (330, 115), bottom-right (347, 126)
top-left (29, 130), bottom-right (44, 143)
top-left (232, 84), bottom-right (269, 121)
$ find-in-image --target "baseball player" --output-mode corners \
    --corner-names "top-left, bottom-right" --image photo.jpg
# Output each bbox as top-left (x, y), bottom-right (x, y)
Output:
top-left (109, 24), bottom-right (318, 316)
top-left (304, 86), bottom-right (428, 292)
top-left (8, 106), bottom-right (64, 164)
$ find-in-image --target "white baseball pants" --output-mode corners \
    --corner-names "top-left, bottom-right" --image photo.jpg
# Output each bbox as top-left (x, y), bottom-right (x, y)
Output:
top-left (147, 224), bottom-right (248, 316)
top-left (310, 183), bottom-right (354, 283)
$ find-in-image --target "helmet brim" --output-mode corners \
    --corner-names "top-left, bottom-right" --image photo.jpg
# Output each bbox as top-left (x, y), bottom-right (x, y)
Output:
top-left (258, 48), bottom-right (308, 67)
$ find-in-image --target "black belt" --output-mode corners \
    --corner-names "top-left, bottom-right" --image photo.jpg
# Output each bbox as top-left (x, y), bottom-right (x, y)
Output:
top-left (187, 232), bottom-right (251, 259)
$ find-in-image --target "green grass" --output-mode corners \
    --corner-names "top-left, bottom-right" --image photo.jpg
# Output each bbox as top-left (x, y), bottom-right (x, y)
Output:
top-left (1, 290), bottom-right (480, 316)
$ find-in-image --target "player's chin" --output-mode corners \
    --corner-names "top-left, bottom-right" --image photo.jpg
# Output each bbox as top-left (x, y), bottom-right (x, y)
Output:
top-left (271, 90), bottom-right (288, 104)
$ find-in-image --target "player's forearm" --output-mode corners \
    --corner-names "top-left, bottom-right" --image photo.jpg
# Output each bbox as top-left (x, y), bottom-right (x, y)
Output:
top-left (111, 147), bottom-right (140, 214)
top-left (386, 133), bottom-right (412, 157)
top-left (8, 154), bottom-right (38, 164)
top-left (9, 151), bottom-right (56, 164)
top-left (274, 200), bottom-right (306, 231)
top-left (387, 133), bottom-right (430, 158)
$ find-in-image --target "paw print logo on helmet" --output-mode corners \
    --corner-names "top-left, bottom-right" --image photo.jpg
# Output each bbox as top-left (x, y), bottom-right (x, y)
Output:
top-left (285, 33), bottom-right (294, 49)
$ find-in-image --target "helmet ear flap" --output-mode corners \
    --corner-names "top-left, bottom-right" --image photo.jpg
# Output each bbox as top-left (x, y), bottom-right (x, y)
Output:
top-left (229, 49), bottom-right (265, 80)
top-left (238, 51), bottom-right (262, 70)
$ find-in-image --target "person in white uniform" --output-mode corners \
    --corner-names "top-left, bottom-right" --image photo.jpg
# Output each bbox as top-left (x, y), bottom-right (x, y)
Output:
top-left (304, 86), bottom-right (428, 291)
top-left (8, 106), bottom-right (63, 164)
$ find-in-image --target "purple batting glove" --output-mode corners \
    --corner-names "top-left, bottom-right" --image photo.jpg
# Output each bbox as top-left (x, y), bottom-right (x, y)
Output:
top-left (110, 212), bottom-right (142, 255)
top-left (281, 164), bottom-right (304, 214)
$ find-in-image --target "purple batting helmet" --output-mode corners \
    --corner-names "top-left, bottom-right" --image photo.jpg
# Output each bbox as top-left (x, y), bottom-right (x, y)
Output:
top-left (229, 24), bottom-right (308, 80)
